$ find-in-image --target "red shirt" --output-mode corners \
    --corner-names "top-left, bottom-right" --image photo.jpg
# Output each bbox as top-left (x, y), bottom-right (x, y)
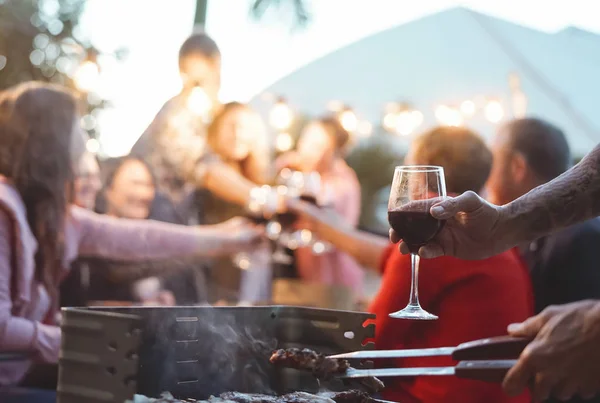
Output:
top-left (368, 245), bottom-right (534, 403)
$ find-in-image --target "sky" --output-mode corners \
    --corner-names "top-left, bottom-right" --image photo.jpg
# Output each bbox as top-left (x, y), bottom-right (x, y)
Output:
top-left (80, 0), bottom-right (600, 157)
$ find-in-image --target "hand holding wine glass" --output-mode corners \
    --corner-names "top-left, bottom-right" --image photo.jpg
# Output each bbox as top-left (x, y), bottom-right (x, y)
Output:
top-left (388, 165), bottom-right (447, 320)
top-left (389, 191), bottom-right (506, 260)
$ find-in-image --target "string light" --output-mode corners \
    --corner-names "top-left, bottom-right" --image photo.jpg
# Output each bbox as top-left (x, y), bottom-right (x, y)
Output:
top-left (460, 100), bottom-right (476, 117)
top-left (269, 99), bottom-right (293, 131)
top-left (435, 105), bottom-right (463, 127)
top-left (338, 108), bottom-right (358, 132)
top-left (73, 61), bottom-right (100, 92)
top-left (484, 100), bottom-right (504, 123)
top-left (275, 132), bottom-right (294, 152)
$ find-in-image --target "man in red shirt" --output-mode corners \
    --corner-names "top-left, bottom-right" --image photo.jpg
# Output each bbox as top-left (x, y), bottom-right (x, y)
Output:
top-left (288, 126), bottom-right (533, 403)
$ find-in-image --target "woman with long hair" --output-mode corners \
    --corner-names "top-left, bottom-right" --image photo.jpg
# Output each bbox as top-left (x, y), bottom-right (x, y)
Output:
top-left (277, 116), bottom-right (363, 296)
top-left (201, 101), bottom-right (272, 303)
top-left (0, 82), bottom-right (260, 392)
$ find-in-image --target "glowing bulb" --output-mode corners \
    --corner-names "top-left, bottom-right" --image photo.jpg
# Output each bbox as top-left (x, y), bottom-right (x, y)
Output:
top-left (484, 100), bottom-right (504, 123)
top-left (435, 105), bottom-right (463, 127)
top-left (275, 132), bottom-right (293, 152)
top-left (460, 100), bottom-right (476, 117)
top-left (187, 86), bottom-right (212, 117)
top-left (411, 110), bottom-right (424, 127)
top-left (338, 109), bottom-right (358, 132)
top-left (396, 111), bottom-right (415, 136)
top-left (73, 61), bottom-right (99, 92)
top-left (269, 101), bottom-right (293, 130)
top-left (85, 138), bottom-right (100, 154)
top-left (383, 112), bottom-right (398, 132)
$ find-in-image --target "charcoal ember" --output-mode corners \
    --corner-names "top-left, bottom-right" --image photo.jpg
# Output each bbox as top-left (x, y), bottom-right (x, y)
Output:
top-left (269, 348), bottom-right (350, 378)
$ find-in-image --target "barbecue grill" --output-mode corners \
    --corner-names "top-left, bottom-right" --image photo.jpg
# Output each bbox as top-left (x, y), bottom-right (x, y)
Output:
top-left (56, 306), bottom-right (376, 403)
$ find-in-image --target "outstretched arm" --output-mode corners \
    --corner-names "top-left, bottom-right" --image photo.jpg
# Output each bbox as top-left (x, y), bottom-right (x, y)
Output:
top-left (404, 144), bottom-right (600, 260)
top-left (500, 144), bottom-right (600, 244)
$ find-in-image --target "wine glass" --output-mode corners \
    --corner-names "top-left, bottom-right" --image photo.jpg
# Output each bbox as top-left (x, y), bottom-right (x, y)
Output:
top-left (388, 165), bottom-right (447, 320)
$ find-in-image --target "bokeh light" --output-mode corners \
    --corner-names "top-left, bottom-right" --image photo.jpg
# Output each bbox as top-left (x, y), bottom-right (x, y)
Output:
top-left (186, 86), bottom-right (212, 117)
top-left (460, 100), bottom-right (476, 117)
top-left (73, 61), bottom-right (100, 92)
top-left (435, 105), bottom-right (463, 127)
top-left (484, 100), bottom-right (504, 123)
top-left (269, 100), bottom-right (294, 131)
top-left (275, 132), bottom-right (294, 152)
top-left (338, 108), bottom-right (358, 132)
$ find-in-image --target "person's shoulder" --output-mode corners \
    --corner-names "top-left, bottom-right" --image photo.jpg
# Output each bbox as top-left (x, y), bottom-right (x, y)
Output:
top-left (555, 218), bottom-right (600, 240)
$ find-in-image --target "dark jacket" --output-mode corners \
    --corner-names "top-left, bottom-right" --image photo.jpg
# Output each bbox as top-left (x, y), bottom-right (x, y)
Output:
top-left (520, 218), bottom-right (600, 403)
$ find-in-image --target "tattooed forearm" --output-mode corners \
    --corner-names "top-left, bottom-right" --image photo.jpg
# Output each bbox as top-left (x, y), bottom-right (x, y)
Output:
top-left (502, 143), bottom-right (600, 243)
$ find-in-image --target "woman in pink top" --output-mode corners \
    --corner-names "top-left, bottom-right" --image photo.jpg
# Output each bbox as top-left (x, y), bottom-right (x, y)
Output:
top-left (277, 116), bottom-right (363, 295)
top-left (0, 82), bottom-right (261, 390)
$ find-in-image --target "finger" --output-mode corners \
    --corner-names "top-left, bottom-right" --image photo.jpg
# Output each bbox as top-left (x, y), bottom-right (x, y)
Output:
top-left (533, 373), bottom-right (560, 403)
top-left (507, 314), bottom-right (547, 338)
top-left (503, 348), bottom-right (536, 397)
top-left (389, 229), bottom-right (401, 244)
top-left (419, 243), bottom-right (444, 259)
top-left (555, 380), bottom-right (578, 402)
top-left (430, 191), bottom-right (482, 220)
top-left (579, 380), bottom-right (600, 400)
top-left (398, 242), bottom-right (410, 254)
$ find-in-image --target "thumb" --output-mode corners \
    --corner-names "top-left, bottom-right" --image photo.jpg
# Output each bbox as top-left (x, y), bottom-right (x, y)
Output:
top-left (431, 191), bottom-right (483, 220)
top-left (507, 314), bottom-right (546, 338)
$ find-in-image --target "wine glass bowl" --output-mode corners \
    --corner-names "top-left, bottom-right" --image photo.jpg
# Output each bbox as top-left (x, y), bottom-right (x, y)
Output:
top-left (388, 165), bottom-right (447, 320)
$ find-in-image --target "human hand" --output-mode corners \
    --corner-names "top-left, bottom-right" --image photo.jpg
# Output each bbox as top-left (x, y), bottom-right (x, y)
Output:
top-left (275, 151), bottom-right (301, 172)
top-left (503, 300), bottom-right (600, 401)
top-left (389, 191), bottom-right (511, 260)
top-left (226, 221), bottom-right (264, 250)
top-left (287, 198), bottom-right (350, 240)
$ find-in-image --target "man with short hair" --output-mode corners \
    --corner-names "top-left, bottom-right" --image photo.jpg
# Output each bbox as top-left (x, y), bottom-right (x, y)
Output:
top-left (131, 31), bottom-right (261, 226)
top-left (486, 119), bottom-right (600, 328)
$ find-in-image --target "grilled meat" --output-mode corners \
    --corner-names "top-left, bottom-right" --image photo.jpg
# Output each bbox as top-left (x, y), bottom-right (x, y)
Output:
top-left (270, 348), bottom-right (350, 378)
top-left (269, 348), bottom-right (384, 393)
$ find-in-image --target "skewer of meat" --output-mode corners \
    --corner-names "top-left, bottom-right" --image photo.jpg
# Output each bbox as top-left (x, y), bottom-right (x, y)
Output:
top-left (269, 348), bottom-right (385, 393)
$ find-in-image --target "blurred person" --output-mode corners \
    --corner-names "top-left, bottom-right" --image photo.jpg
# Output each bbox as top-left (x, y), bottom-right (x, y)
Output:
top-left (288, 126), bottom-right (533, 403)
top-left (0, 82), bottom-right (261, 397)
top-left (131, 32), bottom-right (271, 227)
top-left (487, 119), bottom-right (600, 314)
top-left (276, 116), bottom-right (363, 295)
top-left (73, 150), bottom-right (102, 210)
top-left (485, 118), bottom-right (600, 403)
top-left (202, 102), bottom-right (272, 303)
top-left (59, 150), bottom-right (102, 308)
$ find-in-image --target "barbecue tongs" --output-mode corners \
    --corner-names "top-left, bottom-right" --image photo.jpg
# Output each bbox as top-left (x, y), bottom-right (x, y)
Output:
top-left (329, 336), bottom-right (530, 383)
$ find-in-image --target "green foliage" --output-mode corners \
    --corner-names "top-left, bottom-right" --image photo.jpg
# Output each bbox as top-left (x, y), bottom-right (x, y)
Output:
top-left (0, 0), bottom-right (111, 138)
top-left (346, 135), bottom-right (405, 229)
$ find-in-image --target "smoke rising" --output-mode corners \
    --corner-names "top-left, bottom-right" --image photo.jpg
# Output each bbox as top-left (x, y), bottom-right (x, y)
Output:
top-left (146, 306), bottom-right (278, 399)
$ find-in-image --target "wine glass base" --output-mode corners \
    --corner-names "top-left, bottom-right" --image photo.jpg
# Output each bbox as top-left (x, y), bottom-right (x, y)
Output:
top-left (389, 304), bottom-right (438, 320)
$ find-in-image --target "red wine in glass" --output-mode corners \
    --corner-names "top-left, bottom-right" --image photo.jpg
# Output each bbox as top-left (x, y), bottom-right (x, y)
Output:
top-left (387, 165), bottom-right (447, 320)
top-left (388, 209), bottom-right (445, 254)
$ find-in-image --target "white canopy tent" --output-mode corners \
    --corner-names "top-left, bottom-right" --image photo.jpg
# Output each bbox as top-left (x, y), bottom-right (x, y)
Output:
top-left (252, 7), bottom-right (600, 157)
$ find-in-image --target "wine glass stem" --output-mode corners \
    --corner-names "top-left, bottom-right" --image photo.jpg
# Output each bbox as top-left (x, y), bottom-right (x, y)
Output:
top-left (408, 253), bottom-right (421, 307)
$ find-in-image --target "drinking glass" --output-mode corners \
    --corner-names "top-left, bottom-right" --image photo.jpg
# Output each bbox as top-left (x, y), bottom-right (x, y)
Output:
top-left (388, 165), bottom-right (447, 320)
